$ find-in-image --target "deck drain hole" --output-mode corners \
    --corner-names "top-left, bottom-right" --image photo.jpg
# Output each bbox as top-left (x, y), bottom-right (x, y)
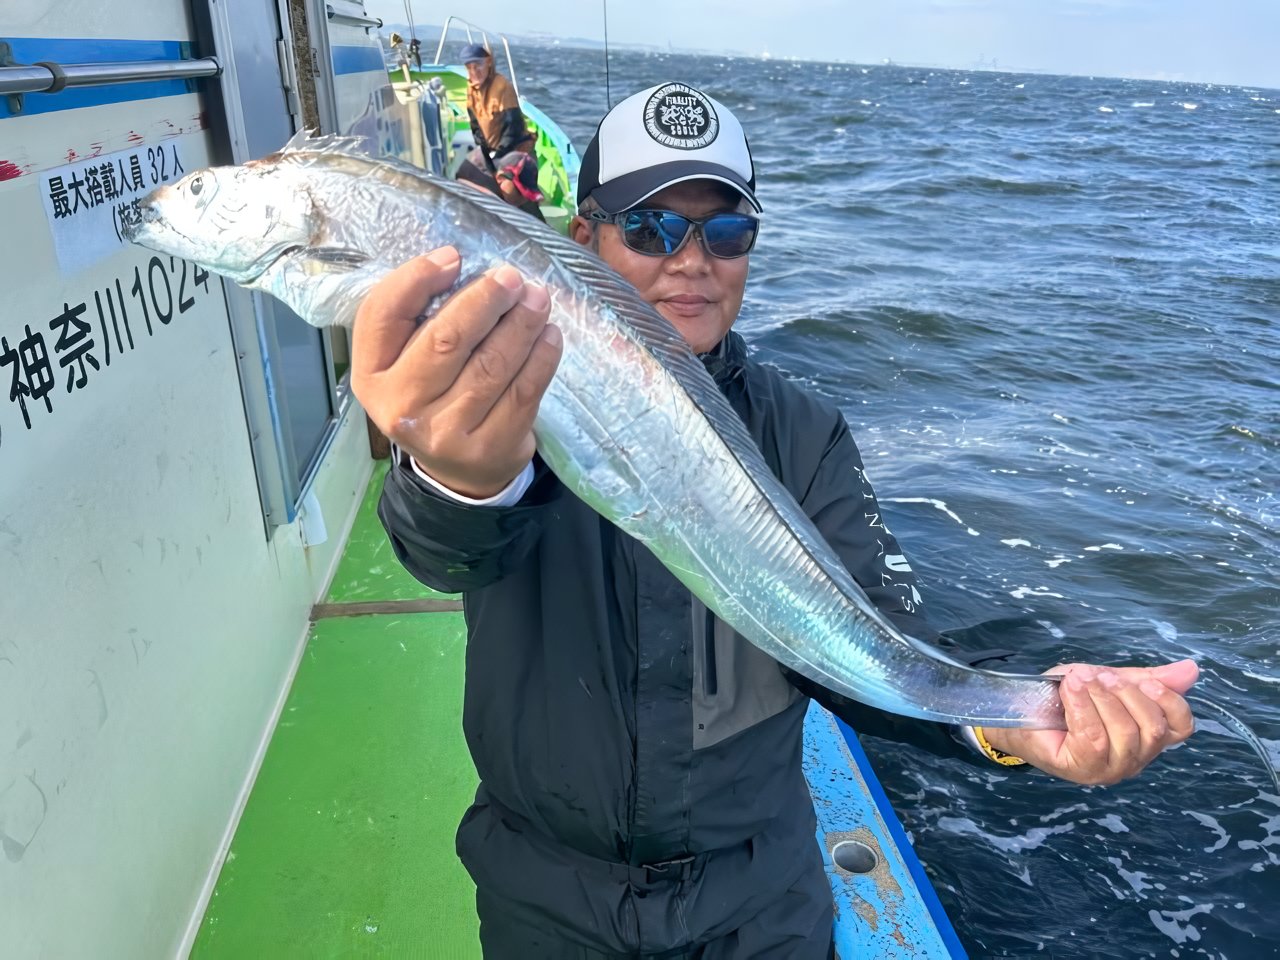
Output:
top-left (831, 839), bottom-right (877, 874)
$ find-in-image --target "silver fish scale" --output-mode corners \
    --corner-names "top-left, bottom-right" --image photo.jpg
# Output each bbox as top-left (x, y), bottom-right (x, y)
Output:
top-left (250, 138), bottom-right (1067, 727)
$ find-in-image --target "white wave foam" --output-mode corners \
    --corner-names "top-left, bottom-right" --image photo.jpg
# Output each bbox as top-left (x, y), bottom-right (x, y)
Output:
top-left (1098, 106), bottom-right (1115, 113)
top-left (1046, 557), bottom-right (1073, 568)
top-left (1093, 813), bottom-right (1130, 834)
top-left (1044, 439), bottom-right (1096, 458)
top-left (1035, 619), bottom-right (1066, 640)
top-left (1039, 802), bottom-right (1087, 823)
top-left (1184, 810), bottom-right (1231, 853)
top-left (1001, 538), bottom-right (1032, 547)
top-left (1010, 586), bottom-right (1065, 600)
top-left (1104, 855), bottom-right (1152, 899)
top-left (1133, 101), bottom-right (1155, 107)
top-left (1149, 620), bottom-right (1178, 642)
top-left (937, 815), bottom-right (1074, 853)
top-left (1149, 903), bottom-right (1215, 946)
top-left (1084, 543), bottom-right (1123, 551)
top-left (882, 497), bottom-right (980, 536)
top-left (1242, 669), bottom-right (1280, 686)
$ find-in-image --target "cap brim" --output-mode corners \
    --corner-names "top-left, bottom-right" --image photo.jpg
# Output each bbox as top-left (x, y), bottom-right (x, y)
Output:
top-left (513, 181), bottom-right (543, 203)
top-left (590, 160), bottom-right (761, 215)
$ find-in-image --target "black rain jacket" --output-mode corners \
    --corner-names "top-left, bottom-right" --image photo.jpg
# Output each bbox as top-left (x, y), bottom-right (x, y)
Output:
top-left (379, 331), bottom-right (985, 954)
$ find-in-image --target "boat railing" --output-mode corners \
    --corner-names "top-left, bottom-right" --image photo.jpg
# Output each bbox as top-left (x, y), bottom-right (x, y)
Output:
top-left (0, 51), bottom-right (220, 112)
top-left (429, 14), bottom-right (520, 100)
top-left (325, 3), bottom-right (382, 30)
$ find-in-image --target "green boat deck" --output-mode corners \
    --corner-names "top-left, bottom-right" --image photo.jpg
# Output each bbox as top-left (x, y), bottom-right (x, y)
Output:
top-left (189, 461), bottom-right (963, 959)
top-left (191, 461), bottom-right (482, 958)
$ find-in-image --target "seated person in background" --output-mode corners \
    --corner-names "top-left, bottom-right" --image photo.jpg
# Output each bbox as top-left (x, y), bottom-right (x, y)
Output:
top-left (456, 43), bottom-right (538, 187)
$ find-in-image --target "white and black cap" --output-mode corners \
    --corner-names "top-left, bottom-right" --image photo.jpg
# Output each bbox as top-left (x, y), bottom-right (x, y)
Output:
top-left (577, 81), bottom-right (760, 215)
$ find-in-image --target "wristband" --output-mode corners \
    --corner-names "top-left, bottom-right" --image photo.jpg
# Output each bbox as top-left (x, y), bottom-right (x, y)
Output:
top-left (973, 726), bottom-right (1028, 766)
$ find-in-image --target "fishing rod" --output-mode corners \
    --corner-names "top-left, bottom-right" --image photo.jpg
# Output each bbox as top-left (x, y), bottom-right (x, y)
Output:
top-left (602, 0), bottom-right (612, 109)
top-left (402, 0), bottom-right (417, 45)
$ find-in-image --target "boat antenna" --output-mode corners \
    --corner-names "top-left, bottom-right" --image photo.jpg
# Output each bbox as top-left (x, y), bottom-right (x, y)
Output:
top-left (602, 0), bottom-right (612, 109)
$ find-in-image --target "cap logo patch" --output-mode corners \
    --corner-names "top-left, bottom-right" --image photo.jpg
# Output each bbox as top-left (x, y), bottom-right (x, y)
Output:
top-left (643, 83), bottom-right (719, 150)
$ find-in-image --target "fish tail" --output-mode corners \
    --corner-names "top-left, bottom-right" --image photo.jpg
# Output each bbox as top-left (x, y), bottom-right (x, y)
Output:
top-left (1185, 693), bottom-right (1280, 795)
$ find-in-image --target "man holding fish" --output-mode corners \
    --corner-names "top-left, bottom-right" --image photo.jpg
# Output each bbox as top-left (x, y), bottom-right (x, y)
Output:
top-left (349, 82), bottom-right (1199, 957)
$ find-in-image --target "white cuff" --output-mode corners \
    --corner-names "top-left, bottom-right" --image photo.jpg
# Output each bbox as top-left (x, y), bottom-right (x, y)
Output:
top-left (409, 457), bottom-right (535, 507)
top-left (959, 726), bottom-right (985, 755)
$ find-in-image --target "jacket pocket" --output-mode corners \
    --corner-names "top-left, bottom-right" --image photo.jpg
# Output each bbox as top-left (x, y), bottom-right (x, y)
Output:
top-left (702, 607), bottom-right (718, 697)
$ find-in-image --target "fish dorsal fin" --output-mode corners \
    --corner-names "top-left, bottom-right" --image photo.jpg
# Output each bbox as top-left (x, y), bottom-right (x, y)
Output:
top-left (281, 128), bottom-right (314, 154)
top-left (276, 131), bottom-right (372, 162)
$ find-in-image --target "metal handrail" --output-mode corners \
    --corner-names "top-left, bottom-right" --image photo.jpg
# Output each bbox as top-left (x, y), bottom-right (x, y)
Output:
top-left (326, 4), bottom-right (382, 29)
top-left (0, 57), bottom-right (220, 96)
top-left (429, 15), bottom-right (520, 100)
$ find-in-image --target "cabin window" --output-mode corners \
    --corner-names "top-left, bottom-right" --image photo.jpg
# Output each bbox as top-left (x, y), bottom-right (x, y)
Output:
top-left (328, 326), bottom-right (352, 386)
top-left (198, 0), bottom-right (359, 529)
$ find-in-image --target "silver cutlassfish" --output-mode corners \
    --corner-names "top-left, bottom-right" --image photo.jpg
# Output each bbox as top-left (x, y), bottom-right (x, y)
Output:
top-left (123, 134), bottom-right (1276, 780)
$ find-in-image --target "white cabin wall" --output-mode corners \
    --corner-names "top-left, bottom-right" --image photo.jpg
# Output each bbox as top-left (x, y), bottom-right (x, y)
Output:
top-left (0, 394), bottom-right (369, 960)
top-left (0, 2), bottom-right (377, 956)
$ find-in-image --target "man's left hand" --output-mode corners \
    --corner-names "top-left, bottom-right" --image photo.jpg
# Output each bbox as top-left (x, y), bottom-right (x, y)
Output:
top-left (984, 659), bottom-right (1198, 785)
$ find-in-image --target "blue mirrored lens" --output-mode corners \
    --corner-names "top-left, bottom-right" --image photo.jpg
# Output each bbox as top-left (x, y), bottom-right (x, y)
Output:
top-left (620, 211), bottom-right (757, 259)
top-left (702, 214), bottom-right (759, 258)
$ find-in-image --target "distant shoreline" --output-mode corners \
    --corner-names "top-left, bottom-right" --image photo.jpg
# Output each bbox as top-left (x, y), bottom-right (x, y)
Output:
top-left (377, 26), bottom-right (1278, 92)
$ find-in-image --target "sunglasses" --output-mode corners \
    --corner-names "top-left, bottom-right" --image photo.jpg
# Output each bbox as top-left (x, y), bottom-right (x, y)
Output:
top-left (588, 208), bottom-right (760, 260)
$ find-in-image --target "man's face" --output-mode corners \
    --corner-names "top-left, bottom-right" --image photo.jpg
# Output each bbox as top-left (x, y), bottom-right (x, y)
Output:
top-left (465, 59), bottom-right (490, 86)
top-left (571, 181), bottom-right (751, 354)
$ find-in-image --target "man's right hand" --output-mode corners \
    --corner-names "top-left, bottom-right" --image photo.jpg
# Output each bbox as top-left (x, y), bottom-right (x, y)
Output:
top-left (351, 246), bottom-right (561, 499)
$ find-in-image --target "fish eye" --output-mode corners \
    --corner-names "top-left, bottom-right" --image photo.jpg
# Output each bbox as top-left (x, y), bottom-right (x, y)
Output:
top-left (189, 176), bottom-right (203, 196)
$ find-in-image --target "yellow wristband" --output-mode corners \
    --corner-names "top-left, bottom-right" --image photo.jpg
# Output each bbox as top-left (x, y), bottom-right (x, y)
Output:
top-left (973, 726), bottom-right (1027, 766)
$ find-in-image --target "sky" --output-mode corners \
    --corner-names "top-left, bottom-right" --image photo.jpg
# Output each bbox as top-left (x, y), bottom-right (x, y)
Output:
top-left (365, 0), bottom-right (1280, 90)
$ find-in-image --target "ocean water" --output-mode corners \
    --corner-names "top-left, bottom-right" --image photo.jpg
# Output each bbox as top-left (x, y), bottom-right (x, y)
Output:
top-left (511, 45), bottom-right (1279, 957)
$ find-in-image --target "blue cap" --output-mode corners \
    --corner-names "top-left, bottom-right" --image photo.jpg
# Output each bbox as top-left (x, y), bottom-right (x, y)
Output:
top-left (460, 43), bottom-right (490, 63)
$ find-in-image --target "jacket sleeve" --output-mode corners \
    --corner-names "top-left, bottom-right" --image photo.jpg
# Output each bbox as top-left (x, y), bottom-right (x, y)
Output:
top-left (489, 76), bottom-right (529, 155)
top-left (785, 415), bottom-right (998, 763)
top-left (493, 107), bottom-right (530, 155)
top-left (377, 451), bottom-right (560, 593)
top-left (467, 107), bottom-right (494, 163)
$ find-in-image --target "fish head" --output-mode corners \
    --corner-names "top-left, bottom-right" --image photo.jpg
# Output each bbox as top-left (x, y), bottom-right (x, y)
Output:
top-left (125, 162), bottom-right (316, 284)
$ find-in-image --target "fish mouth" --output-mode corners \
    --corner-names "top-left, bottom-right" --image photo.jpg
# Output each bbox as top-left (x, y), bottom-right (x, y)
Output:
top-left (122, 198), bottom-right (161, 243)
